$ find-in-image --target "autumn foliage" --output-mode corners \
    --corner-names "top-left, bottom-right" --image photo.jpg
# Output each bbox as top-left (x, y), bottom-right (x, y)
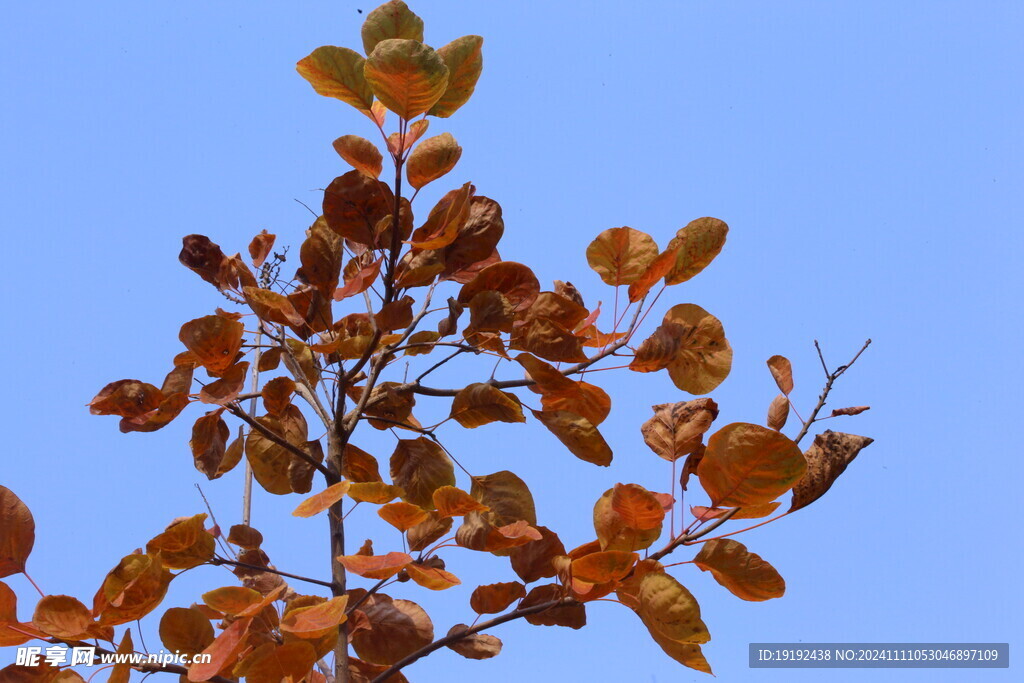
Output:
top-left (0, 2), bottom-right (873, 681)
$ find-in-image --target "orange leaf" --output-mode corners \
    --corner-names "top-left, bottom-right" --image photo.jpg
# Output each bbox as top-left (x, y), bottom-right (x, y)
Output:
top-left (293, 481), bottom-right (351, 518)
top-left (378, 502), bottom-right (430, 531)
top-left (280, 596), bottom-right (349, 636)
top-left (338, 552), bottom-right (412, 580)
top-left (586, 227), bottom-right (659, 286)
top-left (198, 361), bottom-right (249, 405)
top-left (469, 582), bottom-right (526, 614)
top-left (407, 133), bottom-right (462, 189)
top-left (178, 315), bottom-right (244, 375)
top-left (405, 563), bottom-right (461, 591)
top-left (693, 538), bottom-right (785, 601)
top-left (187, 616), bottom-right (252, 682)
top-left (0, 486), bottom-right (34, 578)
top-left (248, 229), bottom-right (275, 268)
top-left (766, 355), bottom-right (794, 395)
top-left (571, 550), bottom-right (638, 584)
top-left (698, 423), bottom-right (806, 508)
top-left (449, 383), bottom-right (525, 428)
top-left (201, 586), bottom-right (262, 616)
top-left (610, 484), bottom-right (665, 531)
top-left (32, 595), bottom-right (93, 639)
top-left (433, 486), bottom-right (489, 517)
top-left (333, 135), bottom-right (384, 178)
top-left (790, 431), bottom-right (874, 512)
top-left (347, 482), bottom-right (403, 504)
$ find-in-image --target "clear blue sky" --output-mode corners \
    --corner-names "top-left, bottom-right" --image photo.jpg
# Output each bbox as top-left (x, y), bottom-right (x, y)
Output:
top-left (2, 1), bottom-right (1021, 681)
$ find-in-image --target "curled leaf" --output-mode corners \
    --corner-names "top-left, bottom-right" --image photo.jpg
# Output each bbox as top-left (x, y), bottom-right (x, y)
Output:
top-left (790, 431), bottom-right (873, 511)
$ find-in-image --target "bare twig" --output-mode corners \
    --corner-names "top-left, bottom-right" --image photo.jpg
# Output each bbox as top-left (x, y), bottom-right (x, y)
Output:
top-left (209, 556), bottom-right (336, 589)
top-left (794, 339), bottom-right (872, 444)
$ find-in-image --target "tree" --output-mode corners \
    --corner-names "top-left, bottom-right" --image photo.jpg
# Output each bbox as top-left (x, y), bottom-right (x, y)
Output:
top-left (0, 2), bottom-right (873, 681)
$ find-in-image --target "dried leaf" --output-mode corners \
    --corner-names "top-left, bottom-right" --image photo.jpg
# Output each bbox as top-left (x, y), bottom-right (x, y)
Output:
top-left (531, 409), bottom-right (613, 466)
top-left (378, 501), bottom-right (430, 531)
top-left (390, 437), bottom-right (455, 509)
top-left (350, 592), bottom-right (433, 666)
top-left (831, 406), bottom-right (871, 417)
top-left (445, 624), bottom-right (501, 659)
top-left (698, 423), bottom-right (806, 507)
top-left (32, 595), bottom-right (93, 639)
top-left (450, 383), bottom-right (525, 428)
top-left (339, 553), bottom-right (412, 580)
top-left (159, 607), bottom-right (214, 657)
top-left (586, 227), bottom-right (659, 286)
top-left (405, 563), bottom-right (461, 591)
top-left (767, 394), bottom-right (789, 431)
top-left (641, 399), bottom-right (719, 462)
top-left (664, 217), bottom-right (728, 285)
top-left (145, 513), bottom-right (215, 570)
top-left (661, 304), bottom-right (732, 395)
top-left (790, 431), bottom-right (874, 511)
top-left (333, 135), bottom-right (383, 178)
top-left (694, 538), bottom-right (785, 601)
top-left (767, 355), bottom-right (794, 395)
top-left (0, 486), bottom-right (34, 578)
top-left (248, 229), bottom-right (275, 268)
top-left (407, 133), bottom-right (462, 189)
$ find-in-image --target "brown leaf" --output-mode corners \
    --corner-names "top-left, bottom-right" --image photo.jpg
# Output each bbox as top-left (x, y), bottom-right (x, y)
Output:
top-left (449, 383), bottom-right (525, 428)
top-left (539, 381), bottom-right (611, 427)
top-left (831, 406), bottom-right (871, 417)
top-left (629, 323), bottom-right (684, 372)
top-left (767, 394), bottom-right (790, 431)
top-left (664, 217), bottom-right (728, 285)
top-left (202, 586), bottom-right (263, 615)
top-left (95, 552), bottom-right (172, 625)
top-left (470, 582), bottom-right (526, 614)
top-left (458, 261), bottom-right (540, 313)
top-left (465, 290), bottom-right (515, 334)
top-left (509, 526), bottom-right (566, 584)
top-left (637, 572), bottom-right (710, 644)
top-left (226, 524), bottom-right (263, 549)
top-left (198, 361), bottom-right (249, 405)
top-left (145, 513), bottom-right (215, 570)
top-left (407, 132), bottom-right (462, 189)
top-left (436, 297), bottom-right (464, 337)
top-left (611, 484), bottom-right (666, 531)
top-left (627, 242), bottom-right (680, 302)
top-left (108, 629), bottom-right (133, 683)
top-left (407, 511), bottom-right (452, 552)
top-left (531, 409), bottom-right (613, 466)
top-left (342, 444), bottom-right (383, 483)
top-left (248, 229), bottom-right (276, 268)
top-left (179, 315), bottom-right (245, 375)
top-left (516, 318), bottom-right (588, 363)
top-left (159, 607), bottom-right (214, 657)
top-left (408, 182), bottom-right (474, 250)
top-left (660, 304), bottom-right (732, 395)
top-left (245, 416), bottom-right (301, 495)
top-left (244, 287), bottom-right (305, 327)
top-left (694, 538), bottom-right (785, 601)
top-left (32, 595), bottom-right (93, 639)
top-left (333, 135), bottom-right (383, 178)
top-left (188, 616), bottom-right (252, 682)
top-left (0, 486), bottom-right (34, 578)
top-left (390, 438), bottom-right (455, 509)
top-left (571, 551), bottom-right (637, 584)
top-left (349, 592), bottom-right (433, 666)
top-left (767, 355), bottom-right (794, 395)
top-left (234, 641), bottom-right (317, 683)
top-left (445, 624), bottom-right (501, 659)
top-left (88, 379), bottom-right (164, 419)
top-left (690, 503), bottom-right (781, 521)
top-left (374, 295), bottom-right (414, 332)
top-left (698, 423), bottom-right (806, 508)
top-left (297, 216), bottom-right (345, 298)
top-left (179, 234), bottom-right (229, 290)
top-left (790, 431), bottom-right (874, 512)
top-left (586, 227), bottom-right (659, 286)
top-left (429, 33), bottom-right (484, 117)
top-left (520, 584), bottom-right (585, 629)
top-left (593, 487), bottom-right (662, 552)
top-left (347, 482), bottom-right (404, 504)
top-left (323, 170), bottom-right (394, 248)
top-left (442, 196), bottom-right (504, 277)
top-left (335, 255), bottom-right (383, 301)
top-left (640, 399), bottom-right (719, 462)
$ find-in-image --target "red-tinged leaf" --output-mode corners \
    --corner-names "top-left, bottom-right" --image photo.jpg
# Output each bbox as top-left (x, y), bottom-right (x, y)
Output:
top-left (342, 444), bottom-right (383, 483)
top-left (458, 261), bottom-right (540, 313)
top-left (407, 133), bottom-right (462, 189)
top-left (280, 596), bottom-right (349, 636)
top-left (520, 584), bottom-right (585, 629)
top-left (539, 381), bottom-right (611, 427)
top-left (88, 379), bottom-right (163, 419)
top-left (375, 295), bottom-right (415, 332)
top-left (627, 242), bottom-right (679, 302)
top-left (179, 315), bottom-right (245, 375)
top-left (531, 409), bottom-right (613, 466)
top-left (767, 394), bottom-right (790, 431)
top-left (405, 563), bottom-right (461, 591)
top-left (297, 216), bottom-right (345, 298)
top-left (248, 229), bottom-right (275, 268)
top-left (32, 595), bottom-right (93, 639)
top-left (159, 607), bottom-right (214, 658)
top-left (517, 318), bottom-right (589, 363)
top-left (202, 586), bottom-right (262, 616)
top-left (198, 361), bottom-right (249, 405)
top-left (95, 552), bottom-right (172, 626)
top-left (335, 256), bottom-right (384, 301)
top-left (378, 501), bottom-right (430, 531)
top-left (244, 287), bottom-right (305, 327)
top-left (179, 234), bottom-right (228, 290)
top-left (0, 487), bottom-right (34, 578)
top-left (407, 182), bottom-right (474, 250)
top-left (226, 524), bottom-right (263, 549)
top-left (233, 641), bottom-right (317, 683)
top-left (187, 616), bottom-right (252, 682)
top-left (593, 487), bottom-right (663, 552)
top-left (790, 431), bottom-right (874, 512)
top-left (361, 0), bottom-right (424, 55)
top-left (190, 410), bottom-right (230, 479)
top-left (407, 512), bottom-right (453, 552)
top-left (117, 391), bottom-right (190, 434)
top-left (348, 657), bottom-right (410, 683)
top-left (515, 353), bottom-right (575, 394)
top-left (349, 592), bottom-right (433, 666)
top-left (390, 437), bottom-right (456, 509)
top-left (333, 135), bottom-right (383, 178)
top-left (323, 171), bottom-right (394, 248)
top-left (258, 346), bottom-right (282, 372)
top-left (661, 304), bottom-right (732, 395)
top-left (293, 481), bottom-right (351, 518)
top-left (586, 227), bottom-right (659, 286)
top-left (296, 46), bottom-right (374, 112)
top-left (509, 526), bottom-right (566, 584)
top-left (261, 376), bottom-right (295, 416)
top-left (611, 484), bottom-right (666, 531)
top-left (694, 538), bottom-right (785, 601)
top-left (571, 551), bottom-right (638, 584)
top-left (698, 422), bottom-right (806, 508)
top-left (470, 582), bottom-right (526, 614)
top-left (629, 322), bottom-right (684, 373)
top-left (364, 38), bottom-right (449, 120)
top-left (664, 217), bottom-right (729, 285)
top-left (433, 486), bottom-right (489, 517)
top-left (430, 34), bottom-right (484, 117)
top-left (145, 513), bottom-right (215, 570)
top-left (339, 553), bottom-right (412, 580)
top-left (387, 119), bottom-right (429, 156)
top-left (831, 406), bottom-right (871, 417)
top-left (767, 355), bottom-right (794, 395)
top-left (445, 624), bottom-right (501, 659)
top-left (690, 502), bottom-right (781, 521)
top-left (641, 399), bottom-right (719, 462)
top-left (637, 572), bottom-right (710, 644)
top-left (449, 383), bottom-right (525, 428)
top-left (347, 482), bottom-right (404, 504)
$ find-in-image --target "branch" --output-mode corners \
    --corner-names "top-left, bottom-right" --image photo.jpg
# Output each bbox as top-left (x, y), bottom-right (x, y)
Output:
top-left (404, 302), bottom-right (647, 398)
top-left (225, 403), bottom-right (335, 481)
top-left (209, 556), bottom-right (336, 589)
top-left (794, 339), bottom-right (872, 444)
top-left (370, 597), bottom-right (576, 682)
top-left (346, 577), bottom-right (390, 615)
top-left (648, 507), bottom-right (741, 562)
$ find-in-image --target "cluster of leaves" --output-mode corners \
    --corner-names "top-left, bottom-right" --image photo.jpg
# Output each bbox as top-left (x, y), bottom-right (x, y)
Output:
top-left (0, 2), bottom-right (873, 681)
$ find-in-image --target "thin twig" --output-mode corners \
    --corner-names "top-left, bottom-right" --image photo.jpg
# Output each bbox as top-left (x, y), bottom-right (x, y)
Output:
top-left (225, 403), bottom-right (334, 481)
top-left (794, 339), bottom-right (872, 444)
top-left (209, 556), bottom-right (336, 589)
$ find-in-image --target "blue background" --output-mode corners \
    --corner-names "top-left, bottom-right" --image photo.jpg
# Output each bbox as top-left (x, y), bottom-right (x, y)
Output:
top-left (1, 1), bottom-right (1021, 681)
